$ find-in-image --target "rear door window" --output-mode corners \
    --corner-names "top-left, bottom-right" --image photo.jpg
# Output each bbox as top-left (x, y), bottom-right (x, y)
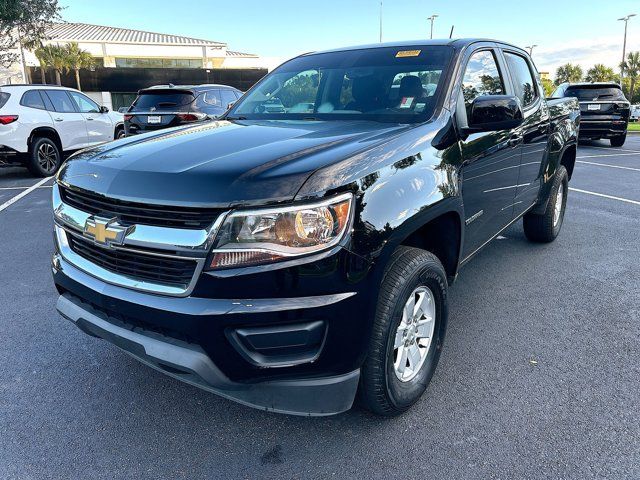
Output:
top-left (504, 52), bottom-right (538, 108)
top-left (201, 90), bottom-right (222, 107)
top-left (131, 92), bottom-right (196, 112)
top-left (45, 90), bottom-right (77, 113)
top-left (21, 90), bottom-right (46, 110)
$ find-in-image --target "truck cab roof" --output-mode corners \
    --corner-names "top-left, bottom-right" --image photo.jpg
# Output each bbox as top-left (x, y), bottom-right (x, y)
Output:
top-left (309, 38), bottom-right (528, 56)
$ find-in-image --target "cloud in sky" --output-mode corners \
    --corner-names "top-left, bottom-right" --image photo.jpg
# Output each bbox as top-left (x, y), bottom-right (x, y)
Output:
top-left (534, 35), bottom-right (640, 77)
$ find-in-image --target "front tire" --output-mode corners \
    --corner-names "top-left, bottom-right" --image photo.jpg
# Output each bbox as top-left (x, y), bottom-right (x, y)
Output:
top-left (610, 133), bottom-right (626, 147)
top-left (523, 165), bottom-right (568, 243)
top-left (115, 127), bottom-right (126, 140)
top-left (359, 247), bottom-right (448, 416)
top-left (26, 137), bottom-right (61, 177)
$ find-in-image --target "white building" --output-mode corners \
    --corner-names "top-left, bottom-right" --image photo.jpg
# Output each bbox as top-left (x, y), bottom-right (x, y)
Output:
top-left (1, 23), bottom-right (267, 110)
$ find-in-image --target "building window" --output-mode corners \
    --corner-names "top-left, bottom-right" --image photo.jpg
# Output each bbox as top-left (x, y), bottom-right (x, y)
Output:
top-left (115, 58), bottom-right (202, 69)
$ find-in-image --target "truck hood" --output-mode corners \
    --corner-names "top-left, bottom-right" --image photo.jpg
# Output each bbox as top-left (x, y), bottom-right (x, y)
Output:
top-left (58, 119), bottom-right (410, 207)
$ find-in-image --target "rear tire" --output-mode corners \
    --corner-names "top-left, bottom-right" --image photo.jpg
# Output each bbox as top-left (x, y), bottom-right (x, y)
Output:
top-left (359, 246), bottom-right (448, 416)
top-left (26, 137), bottom-right (61, 177)
top-left (610, 134), bottom-right (626, 147)
top-left (523, 165), bottom-right (568, 243)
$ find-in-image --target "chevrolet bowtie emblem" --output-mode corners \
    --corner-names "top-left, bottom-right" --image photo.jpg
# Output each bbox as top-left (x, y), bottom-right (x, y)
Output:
top-left (83, 216), bottom-right (131, 247)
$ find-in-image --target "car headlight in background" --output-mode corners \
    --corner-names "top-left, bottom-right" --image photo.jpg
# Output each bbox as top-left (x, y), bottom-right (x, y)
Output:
top-left (207, 192), bottom-right (353, 270)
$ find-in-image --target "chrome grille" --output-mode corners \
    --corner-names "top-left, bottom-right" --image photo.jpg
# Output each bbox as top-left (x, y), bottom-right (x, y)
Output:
top-left (67, 234), bottom-right (197, 288)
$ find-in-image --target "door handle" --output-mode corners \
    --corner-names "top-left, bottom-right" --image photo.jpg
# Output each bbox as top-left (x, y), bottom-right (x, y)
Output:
top-left (507, 134), bottom-right (522, 147)
top-left (53, 117), bottom-right (63, 122)
top-left (86, 117), bottom-right (94, 121)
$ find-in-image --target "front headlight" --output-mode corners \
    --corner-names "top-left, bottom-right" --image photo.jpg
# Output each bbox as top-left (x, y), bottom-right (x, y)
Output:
top-left (206, 192), bottom-right (353, 270)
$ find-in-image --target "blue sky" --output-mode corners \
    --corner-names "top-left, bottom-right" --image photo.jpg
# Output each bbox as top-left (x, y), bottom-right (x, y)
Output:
top-left (60, 0), bottom-right (639, 74)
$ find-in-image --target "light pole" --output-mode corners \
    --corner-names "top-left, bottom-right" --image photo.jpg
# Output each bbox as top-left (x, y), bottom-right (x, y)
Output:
top-left (379, 1), bottom-right (383, 43)
top-left (525, 44), bottom-right (538, 57)
top-left (618, 14), bottom-right (636, 85)
top-left (427, 15), bottom-right (439, 39)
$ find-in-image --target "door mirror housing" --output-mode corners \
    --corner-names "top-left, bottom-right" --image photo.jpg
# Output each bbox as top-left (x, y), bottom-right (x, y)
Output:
top-left (99, 105), bottom-right (110, 114)
top-left (467, 95), bottom-right (523, 132)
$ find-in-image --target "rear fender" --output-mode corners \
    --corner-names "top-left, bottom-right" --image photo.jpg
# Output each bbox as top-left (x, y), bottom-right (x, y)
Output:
top-left (532, 108), bottom-right (578, 214)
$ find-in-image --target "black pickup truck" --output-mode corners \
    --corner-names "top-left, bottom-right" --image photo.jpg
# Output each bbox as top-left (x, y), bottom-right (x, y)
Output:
top-left (52, 39), bottom-right (579, 416)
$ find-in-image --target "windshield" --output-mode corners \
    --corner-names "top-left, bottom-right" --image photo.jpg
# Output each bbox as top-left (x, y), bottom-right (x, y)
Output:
top-left (564, 86), bottom-right (626, 101)
top-left (228, 46), bottom-right (453, 123)
top-left (130, 91), bottom-right (196, 112)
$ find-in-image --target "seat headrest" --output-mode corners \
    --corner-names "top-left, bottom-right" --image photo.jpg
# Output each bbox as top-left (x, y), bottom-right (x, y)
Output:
top-left (399, 75), bottom-right (424, 98)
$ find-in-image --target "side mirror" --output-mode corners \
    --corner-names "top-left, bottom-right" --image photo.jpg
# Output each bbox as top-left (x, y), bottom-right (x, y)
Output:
top-left (99, 106), bottom-right (109, 113)
top-left (467, 95), bottom-right (523, 132)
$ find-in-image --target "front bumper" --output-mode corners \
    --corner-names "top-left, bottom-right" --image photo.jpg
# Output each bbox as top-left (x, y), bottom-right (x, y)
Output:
top-left (56, 292), bottom-right (360, 416)
top-left (52, 236), bottom-right (375, 415)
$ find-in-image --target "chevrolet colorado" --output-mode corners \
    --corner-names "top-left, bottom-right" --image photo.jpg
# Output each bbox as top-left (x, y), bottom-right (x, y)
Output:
top-left (52, 39), bottom-right (580, 416)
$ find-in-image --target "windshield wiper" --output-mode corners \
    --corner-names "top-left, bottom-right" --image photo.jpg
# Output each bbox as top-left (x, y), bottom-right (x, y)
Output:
top-left (225, 116), bottom-right (247, 121)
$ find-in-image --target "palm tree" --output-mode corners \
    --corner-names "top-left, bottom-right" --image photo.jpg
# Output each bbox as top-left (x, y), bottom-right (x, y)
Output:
top-left (64, 42), bottom-right (94, 91)
top-left (33, 45), bottom-right (50, 84)
top-left (621, 51), bottom-right (640, 102)
top-left (585, 64), bottom-right (615, 83)
top-left (40, 44), bottom-right (68, 85)
top-left (555, 63), bottom-right (583, 85)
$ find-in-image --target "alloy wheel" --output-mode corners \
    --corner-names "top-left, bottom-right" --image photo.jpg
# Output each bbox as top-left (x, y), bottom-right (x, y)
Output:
top-left (37, 143), bottom-right (58, 174)
top-left (393, 286), bottom-right (436, 382)
top-left (553, 183), bottom-right (564, 227)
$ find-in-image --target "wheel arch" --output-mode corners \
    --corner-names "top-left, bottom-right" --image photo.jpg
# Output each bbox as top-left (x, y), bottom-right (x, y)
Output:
top-left (28, 127), bottom-right (63, 154)
top-left (398, 209), bottom-right (464, 284)
top-left (114, 122), bottom-right (124, 139)
top-left (560, 143), bottom-right (576, 180)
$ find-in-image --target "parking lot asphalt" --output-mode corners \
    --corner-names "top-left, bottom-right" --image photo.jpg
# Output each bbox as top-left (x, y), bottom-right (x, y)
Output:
top-left (1, 138), bottom-right (639, 479)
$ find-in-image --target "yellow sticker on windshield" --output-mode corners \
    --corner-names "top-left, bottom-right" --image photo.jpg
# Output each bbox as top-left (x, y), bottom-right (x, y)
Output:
top-left (396, 50), bottom-right (421, 58)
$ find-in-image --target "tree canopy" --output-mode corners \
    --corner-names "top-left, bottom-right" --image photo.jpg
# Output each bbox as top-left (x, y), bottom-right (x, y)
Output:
top-left (554, 63), bottom-right (583, 85)
top-left (585, 64), bottom-right (616, 83)
top-left (0, 0), bottom-right (61, 68)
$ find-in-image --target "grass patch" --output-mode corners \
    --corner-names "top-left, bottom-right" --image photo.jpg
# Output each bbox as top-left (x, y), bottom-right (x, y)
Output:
top-left (628, 123), bottom-right (640, 132)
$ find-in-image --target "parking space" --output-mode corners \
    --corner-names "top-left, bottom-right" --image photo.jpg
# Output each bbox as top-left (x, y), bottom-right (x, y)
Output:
top-left (0, 138), bottom-right (639, 479)
top-left (570, 139), bottom-right (640, 204)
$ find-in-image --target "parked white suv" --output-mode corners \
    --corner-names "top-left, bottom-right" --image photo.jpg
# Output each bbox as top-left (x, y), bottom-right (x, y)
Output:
top-left (0, 85), bottom-right (124, 177)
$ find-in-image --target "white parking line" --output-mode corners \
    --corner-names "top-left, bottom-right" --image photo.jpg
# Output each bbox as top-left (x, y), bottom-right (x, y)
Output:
top-left (0, 185), bottom-right (52, 190)
top-left (577, 152), bottom-right (640, 159)
top-left (581, 146), bottom-right (640, 154)
top-left (570, 187), bottom-right (640, 206)
top-left (0, 177), bottom-right (52, 213)
top-left (576, 160), bottom-right (640, 172)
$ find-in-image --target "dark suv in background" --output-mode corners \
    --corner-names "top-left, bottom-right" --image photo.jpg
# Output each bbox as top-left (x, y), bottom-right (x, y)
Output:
top-left (552, 82), bottom-right (629, 146)
top-left (124, 84), bottom-right (242, 136)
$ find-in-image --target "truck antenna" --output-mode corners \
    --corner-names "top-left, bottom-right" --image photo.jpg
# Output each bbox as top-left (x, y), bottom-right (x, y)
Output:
top-left (449, 25), bottom-right (455, 39)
